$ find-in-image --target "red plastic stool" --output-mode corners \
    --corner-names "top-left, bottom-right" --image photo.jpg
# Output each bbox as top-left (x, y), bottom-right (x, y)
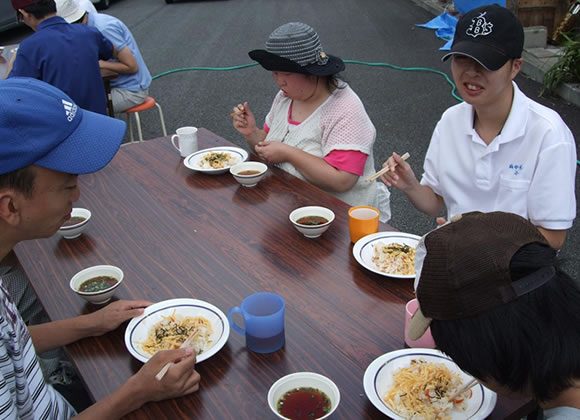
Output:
top-left (122, 96), bottom-right (167, 143)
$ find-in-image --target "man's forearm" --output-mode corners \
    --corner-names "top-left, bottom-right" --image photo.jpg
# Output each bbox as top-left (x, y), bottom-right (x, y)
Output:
top-left (72, 379), bottom-right (146, 420)
top-left (28, 315), bottom-right (97, 354)
top-left (99, 60), bottom-right (135, 75)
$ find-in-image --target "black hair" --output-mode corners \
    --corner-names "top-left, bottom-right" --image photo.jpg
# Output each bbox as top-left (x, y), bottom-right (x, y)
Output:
top-left (323, 73), bottom-right (346, 93)
top-left (20, 0), bottom-right (56, 20)
top-left (431, 242), bottom-right (580, 403)
top-left (0, 167), bottom-right (36, 198)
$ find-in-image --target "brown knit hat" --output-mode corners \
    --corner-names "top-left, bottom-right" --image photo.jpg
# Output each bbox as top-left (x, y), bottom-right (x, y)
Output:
top-left (408, 211), bottom-right (554, 340)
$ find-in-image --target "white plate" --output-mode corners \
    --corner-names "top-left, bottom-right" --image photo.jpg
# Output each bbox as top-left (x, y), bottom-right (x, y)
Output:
top-left (352, 231), bottom-right (421, 279)
top-left (363, 349), bottom-right (497, 420)
top-left (124, 298), bottom-right (230, 363)
top-left (183, 146), bottom-right (249, 175)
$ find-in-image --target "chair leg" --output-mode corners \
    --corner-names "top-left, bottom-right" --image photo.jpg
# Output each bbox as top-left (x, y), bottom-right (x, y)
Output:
top-left (155, 103), bottom-right (168, 137)
top-left (134, 111), bottom-right (143, 142)
top-left (126, 113), bottom-right (134, 143)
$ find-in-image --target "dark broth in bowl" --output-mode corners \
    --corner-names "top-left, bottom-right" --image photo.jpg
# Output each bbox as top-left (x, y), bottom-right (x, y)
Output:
top-left (62, 216), bottom-right (87, 227)
top-left (277, 387), bottom-right (331, 420)
top-left (237, 170), bottom-right (261, 176)
top-left (296, 216), bottom-right (328, 226)
top-left (79, 276), bottom-right (118, 293)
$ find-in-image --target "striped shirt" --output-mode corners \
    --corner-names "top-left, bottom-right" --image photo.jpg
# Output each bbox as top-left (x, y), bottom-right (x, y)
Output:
top-left (0, 282), bottom-right (75, 419)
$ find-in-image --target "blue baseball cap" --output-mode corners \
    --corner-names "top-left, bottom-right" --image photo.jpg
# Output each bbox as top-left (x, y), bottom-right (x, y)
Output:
top-left (0, 77), bottom-right (126, 175)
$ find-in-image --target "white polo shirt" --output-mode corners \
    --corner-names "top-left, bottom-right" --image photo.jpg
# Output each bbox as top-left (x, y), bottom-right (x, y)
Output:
top-left (420, 82), bottom-right (576, 230)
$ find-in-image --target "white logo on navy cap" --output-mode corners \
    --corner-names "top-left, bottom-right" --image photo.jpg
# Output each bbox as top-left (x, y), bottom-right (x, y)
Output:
top-left (466, 11), bottom-right (493, 38)
top-left (62, 99), bottom-right (78, 122)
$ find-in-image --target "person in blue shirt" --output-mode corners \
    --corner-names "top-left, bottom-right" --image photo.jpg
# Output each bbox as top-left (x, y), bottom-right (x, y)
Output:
top-left (9, 0), bottom-right (115, 115)
top-left (57, 0), bottom-right (152, 113)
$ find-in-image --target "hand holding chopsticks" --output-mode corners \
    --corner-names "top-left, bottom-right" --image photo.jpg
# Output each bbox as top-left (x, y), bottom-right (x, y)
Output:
top-left (229, 104), bottom-right (246, 118)
top-left (155, 330), bottom-right (200, 381)
top-left (365, 152), bottom-right (410, 182)
top-left (449, 378), bottom-right (479, 401)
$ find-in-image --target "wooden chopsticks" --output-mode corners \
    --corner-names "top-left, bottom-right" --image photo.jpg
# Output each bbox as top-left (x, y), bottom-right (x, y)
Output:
top-left (229, 105), bottom-right (245, 118)
top-left (365, 152), bottom-right (410, 182)
top-left (155, 329), bottom-right (200, 381)
top-left (449, 378), bottom-right (479, 401)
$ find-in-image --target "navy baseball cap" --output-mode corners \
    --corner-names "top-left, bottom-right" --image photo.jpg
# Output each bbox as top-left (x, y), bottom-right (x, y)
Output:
top-left (442, 5), bottom-right (524, 71)
top-left (0, 78), bottom-right (126, 175)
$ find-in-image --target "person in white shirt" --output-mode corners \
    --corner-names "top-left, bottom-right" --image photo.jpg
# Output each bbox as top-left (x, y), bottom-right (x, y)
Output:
top-left (380, 5), bottom-right (576, 249)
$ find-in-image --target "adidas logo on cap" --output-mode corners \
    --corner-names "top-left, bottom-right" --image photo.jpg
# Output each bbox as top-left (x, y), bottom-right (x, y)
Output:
top-left (62, 99), bottom-right (78, 122)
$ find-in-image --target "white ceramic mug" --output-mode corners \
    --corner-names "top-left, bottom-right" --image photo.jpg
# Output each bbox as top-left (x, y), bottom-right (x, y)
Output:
top-left (171, 126), bottom-right (198, 157)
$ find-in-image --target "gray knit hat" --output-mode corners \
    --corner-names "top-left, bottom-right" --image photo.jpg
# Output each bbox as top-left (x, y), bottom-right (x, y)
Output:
top-left (249, 22), bottom-right (345, 76)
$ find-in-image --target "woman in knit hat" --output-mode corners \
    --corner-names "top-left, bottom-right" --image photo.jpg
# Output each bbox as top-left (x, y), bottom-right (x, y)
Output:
top-left (232, 22), bottom-right (390, 221)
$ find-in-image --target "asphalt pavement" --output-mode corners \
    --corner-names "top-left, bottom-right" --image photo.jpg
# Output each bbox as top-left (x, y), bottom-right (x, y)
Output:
top-left (2, 0), bottom-right (578, 277)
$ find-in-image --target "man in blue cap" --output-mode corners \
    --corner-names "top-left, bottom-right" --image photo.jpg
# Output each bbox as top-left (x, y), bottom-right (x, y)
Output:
top-left (0, 77), bottom-right (200, 418)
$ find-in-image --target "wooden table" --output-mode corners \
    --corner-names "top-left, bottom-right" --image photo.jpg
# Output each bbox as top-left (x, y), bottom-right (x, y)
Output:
top-left (14, 129), bottom-right (534, 419)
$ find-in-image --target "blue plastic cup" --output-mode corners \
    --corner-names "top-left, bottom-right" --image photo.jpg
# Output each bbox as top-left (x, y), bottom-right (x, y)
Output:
top-left (228, 292), bottom-right (285, 353)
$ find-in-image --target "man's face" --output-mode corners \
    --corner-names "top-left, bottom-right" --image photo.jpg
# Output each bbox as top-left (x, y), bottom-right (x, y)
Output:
top-left (17, 9), bottom-right (37, 30)
top-left (451, 56), bottom-right (522, 108)
top-left (14, 166), bottom-right (80, 239)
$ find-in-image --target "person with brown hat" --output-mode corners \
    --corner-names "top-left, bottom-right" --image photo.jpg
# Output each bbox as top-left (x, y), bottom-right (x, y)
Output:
top-left (379, 5), bottom-right (576, 249)
top-left (408, 211), bottom-right (580, 419)
top-left (8, 0), bottom-right (116, 115)
top-left (232, 22), bottom-right (391, 221)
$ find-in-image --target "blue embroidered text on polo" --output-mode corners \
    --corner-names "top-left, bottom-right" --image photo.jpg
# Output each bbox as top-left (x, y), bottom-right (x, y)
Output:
top-left (509, 164), bottom-right (523, 175)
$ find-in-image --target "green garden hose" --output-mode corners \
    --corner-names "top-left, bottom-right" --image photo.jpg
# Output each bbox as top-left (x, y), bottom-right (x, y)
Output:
top-left (151, 60), bottom-right (462, 102)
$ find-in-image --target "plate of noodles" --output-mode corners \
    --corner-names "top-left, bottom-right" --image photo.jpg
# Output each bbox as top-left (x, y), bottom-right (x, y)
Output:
top-left (352, 232), bottom-right (420, 279)
top-left (124, 298), bottom-right (230, 363)
top-left (364, 349), bottom-right (497, 420)
top-left (183, 146), bottom-right (249, 175)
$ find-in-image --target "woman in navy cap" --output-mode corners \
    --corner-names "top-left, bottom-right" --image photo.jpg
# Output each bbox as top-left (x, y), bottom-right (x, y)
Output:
top-left (232, 22), bottom-right (390, 221)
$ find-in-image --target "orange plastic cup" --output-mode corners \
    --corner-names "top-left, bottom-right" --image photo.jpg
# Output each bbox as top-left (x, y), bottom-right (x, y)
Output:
top-left (348, 206), bottom-right (380, 243)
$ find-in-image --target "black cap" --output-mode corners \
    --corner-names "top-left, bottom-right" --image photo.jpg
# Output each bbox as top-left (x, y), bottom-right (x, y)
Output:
top-left (442, 5), bottom-right (524, 71)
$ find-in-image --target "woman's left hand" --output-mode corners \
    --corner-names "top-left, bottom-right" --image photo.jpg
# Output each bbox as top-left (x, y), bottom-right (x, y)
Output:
top-left (255, 141), bottom-right (291, 164)
top-left (89, 299), bottom-right (152, 336)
